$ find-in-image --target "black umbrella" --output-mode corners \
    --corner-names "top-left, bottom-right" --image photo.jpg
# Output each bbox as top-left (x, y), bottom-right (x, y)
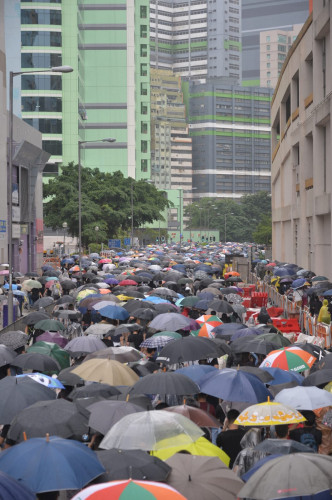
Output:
top-left (109, 392), bottom-right (153, 410)
top-left (0, 345), bottom-right (17, 367)
top-left (55, 296), bottom-right (75, 305)
top-left (11, 353), bottom-right (61, 373)
top-left (302, 369), bottom-right (332, 387)
top-left (88, 400), bottom-right (143, 435)
top-left (60, 280), bottom-right (77, 290)
top-left (53, 310), bottom-right (82, 321)
top-left (123, 301), bottom-right (155, 313)
top-left (25, 272), bottom-right (39, 278)
top-left (112, 324), bottom-right (143, 337)
top-left (235, 366), bottom-right (274, 383)
top-left (32, 297), bottom-right (54, 310)
top-left (124, 291), bottom-right (146, 299)
top-left (58, 366), bottom-right (83, 386)
top-left (130, 372), bottom-right (200, 396)
top-left (210, 338), bottom-right (232, 356)
top-left (157, 337), bottom-right (219, 364)
top-left (0, 376), bottom-right (56, 424)
top-left (310, 353), bottom-right (332, 372)
top-left (213, 323), bottom-right (246, 336)
top-left (230, 336), bottom-right (279, 355)
top-left (7, 399), bottom-right (88, 443)
top-left (0, 331), bottom-right (28, 351)
top-left (137, 286), bottom-right (152, 293)
top-left (152, 303), bottom-right (178, 314)
top-left (128, 361), bottom-right (160, 377)
top-left (22, 311), bottom-right (50, 326)
top-left (268, 381), bottom-right (300, 397)
top-left (68, 383), bottom-right (121, 400)
top-left (96, 449), bottom-right (171, 482)
top-left (295, 343), bottom-right (326, 362)
top-left (132, 309), bottom-right (156, 321)
top-left (208, 300), bottom-right (234, 314)
top-left (37, 276), bottom-right (48, 285)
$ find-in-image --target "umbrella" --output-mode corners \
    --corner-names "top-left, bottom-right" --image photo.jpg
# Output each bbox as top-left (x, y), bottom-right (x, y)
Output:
top-left (68, 383), bottom-right (121, 400)
top-left (56, 296), bottom-right (75, 305)
top-left (16, 372), bottom-right (65, 389)
top-left (0, 376), bottom-right (56, 424)
top-left (72, 480), bottom-right (186, 500)
top-left (261, 367), bottom-right (304, 385)
top-left (31, 297), bottom-right (54, 309)
top-left (130, 372), bottom-right (200, 396)
top-left (72, 359), bottom-right (139, 386)
top-left (100, 411), bottom-right (204, 451)
top-left (53, 310), bottom-right (82, 321)
top-left (166, 454), bottom-right (244, 500)
top-left (96, 449), bottom-right (171, 482)
top-left (196, 315), bottom-right (222, 327)
top-left (322, 409), bottom-right (332, 428)
top-left (291, 278), bottom-right (307, 289)
top-left (0, 331), bottom-right (28, 350)
top-left (0, 345), bottom-right (17, 367)
top-left (230, 328), bottom-right (264, 341)
top-left (149, 313), bottom-right (192, 332)
top-left (255, 438), bottom-right (314, 455)
top-left (140, 336), bottom-right (175, 349)
top-left (295, 343), bottom-right (326, 361)
top-left (310, 353), bottom-right (332, 371)
top-left (85, 346), bottom-right (143, 363)
top-left (7, 399), bottom-right (88, 443)
top-left (200, 368), bottom-right (271, 404)
top-left (27, 341), bottom-right (70, 370)
top-left (11, 352), bottom-right (61, 373)
top-left (22, 311), bottom-right (50, 326)
top-left (237, 454), bottom-right (332, 500)
top-left (236, 366), bottom-right (274, 383)
top-left (194, 300), bottom-right (211, 311)
top-left (36, 331), bottom-right (68, 348)
top-left (267, 381), bottom-right (300, 397)
top-left (0, 436), bottom-right (105, 493)
top-left (152, 331), bottom-right (182, 340)
top-left (208, 300), bottom-right (234, 314)
top-left (22, 279), bottom-right (42, 290)
top-left (163, 405), bottom-right (220, 428)
top-left (275, 385), bottom-right (332, 410)
top-left (231, 336), bottom-right (289, 356)
top-left (132, 308), bottom-right (156, 321)
top-left (177, 296), bottom-right (200, 307)
top-left (157, 337), bottom-right (219, 364)
top-left (123, 300), bottom-right (155, 313)
top-left (57, 365), bottom-right (83, 386)
top-left (0, 471), bottom-right (35, 500)
top-left (85, 323), bottom-right (116, 337)
top-left (260, 346), bottom-right (317, 372)
top-left (65, 335), bottom-right (106, 357)
top-left (175, 365), bottom-right (217, 385)
top-left (88, 400), bottom-right (144, 435)
top-left (34, 319), bottom-right (65, 331)
top-left (235, 400), bottom-right (305, 426)
top-left (98, 305), bottom-right (129, 321)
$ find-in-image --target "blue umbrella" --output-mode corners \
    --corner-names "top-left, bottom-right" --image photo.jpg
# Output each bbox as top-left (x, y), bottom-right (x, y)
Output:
top-left (323, 289), bottom-right (332, 297)
top-left (3, 283), bottom-right (18, 290)
top-left (194, 300), bottom-right (211, 311)
top-left (197, 292), bottom-right (215, 301)
top-left (16, 373), bottom-right (65, 389)
top-left (200, 368), bottom-right (271, 403)
top-left (172, 264), bottom-right (186, 272)
top-left (98, 304), bottom-right (129, 321)
top-left (60, 258), bottom-right (74, 265)
top-left (291, 278), bottom-right (307, 289)
top-left (41, 265), bottom-right (53, 272)
top-left (0, 436), bottom-right (104, 493)
top-left (260, 367), bottom-right (304, 386)
top-left (0, 470), bottom-right (35, 500)
top-left (175, 365), bottom-right (217, 385)
top-left (13, 290), bottom-right (26, 297)
top-left (142, 296), bottom-right (171, 304)
top-left (274, 268), bottom-right (293, 277)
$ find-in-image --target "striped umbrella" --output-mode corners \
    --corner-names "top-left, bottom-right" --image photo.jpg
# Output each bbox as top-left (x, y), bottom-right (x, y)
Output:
top-left (260, 346), bottom-right (316, 372)
top-left (72, 480), bottom-right (186, 500)
top-left (197, 323), bottom-right (216, 338)
top-left (196, 315), bottom-right (222, 327)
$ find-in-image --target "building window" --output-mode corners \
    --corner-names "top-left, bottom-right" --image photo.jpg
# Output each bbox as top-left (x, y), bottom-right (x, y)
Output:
top-left (140, 44), bottom-right (147, 57)
top-left (278, 34), bottom-right (287, 44)
top-left (140, 5), bottom-right (147, 18)
top-left (140, 82), bottom-right (148, 96)
top-left (21, 74), bottom-right (62, 91)
top-left (267, 62), bottom-right (270, 68)
top-left (267, 53), bottom-right (270, 60)
top-left (21, 52), bottom-right (62, 69)
top-left (278, 45), bottom-right (287, 52)
top-left (140, 25), bottom-right (147, 39)
top-left (21, 31), bottom-right (61, 47)
top-left (21, 9), bottom-right (61, 25)
top-left (22, 96), bottom-right (62, 112)
top-left (141, 122), bottom-right (148, 134)
top-left (42, 140), bottom-right (62, 156)
top-left (266, 35), bottom-right (270, 42)
top-left (266, 44), bottom-right (270, 51)
top-left (140, 63), bottom-right (148, 77)
top-left (24, 118), bottom-right (62, 134)
top-left (141, 159), bottom-right (148, 172)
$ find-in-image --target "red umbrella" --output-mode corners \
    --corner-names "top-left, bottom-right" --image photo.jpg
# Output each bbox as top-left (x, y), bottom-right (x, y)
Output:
top-left (99, 259), bottom-right (112, 264)
top-left (119, 280), bottom-right (138, 286)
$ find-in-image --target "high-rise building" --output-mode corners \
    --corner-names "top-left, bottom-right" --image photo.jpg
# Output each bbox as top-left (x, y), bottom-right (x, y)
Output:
top-left (19, 0), bottom-right (150, 180)
top-left (242, 0), bottom-right (309, 85)
top-left (185, 77), bottom-right (273, 199)
top-left (150, 0), bottom-right (242, 83)
top-left (260, 25), bottom-right (303, 88)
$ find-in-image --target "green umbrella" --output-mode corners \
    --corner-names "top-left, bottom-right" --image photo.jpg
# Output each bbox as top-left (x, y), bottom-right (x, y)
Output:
top-left (34, 319), bottom-right (65, 331)
top-left (178, 296), bottom-right (200, 307)
top-left (152, 331), bottom-right (182, 340)
top-left (28, 342), bottom-right (70, 370)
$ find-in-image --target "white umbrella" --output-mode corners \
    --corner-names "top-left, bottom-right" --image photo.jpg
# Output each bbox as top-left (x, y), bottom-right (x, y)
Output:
top-left (275, 386), bottom-right (332, 410)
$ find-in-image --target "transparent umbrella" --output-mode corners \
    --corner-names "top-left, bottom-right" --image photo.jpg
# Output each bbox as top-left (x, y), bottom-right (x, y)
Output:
top-left (99, 411), bottom-right (204, 451)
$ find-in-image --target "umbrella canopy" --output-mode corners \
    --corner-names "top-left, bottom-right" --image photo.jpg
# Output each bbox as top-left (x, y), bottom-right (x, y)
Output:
top-left (85, 323), bottom-right (116, 337)
top-left (231, 335), bottom-right (290, 356)
top-left (27, 341), bottom-right (70, 370)
top-left (31, 297), bottom-right (54, 309)
top-left (98, 305), bottom-right (129, 321)
top-left (163, 405), bottom-right (220, 428)
top-left (0, 345), bottom-right (17, 367)
top-left (85, 346), bottom-right (142, 363)
top-left (130, 372), bottom-right (200, 396)
top-left (235, 400), bottom-right (306, 426)
top-left (200, 368), bottom-right (271, 404)
top-left (16, 372), bottom-right (64, 390)
top-left (178, 296), bottom-right (200, 307)
top-left (157, 337), bottom-right (219, 364)
top-left (34, 319), bottom-right (65, 332)
top-left (65, 335), bottom-right (106, 357)
top-left (0, 471), bottom-right (35, 500)
top-left (68, 383), bottom-right (120, 400)
top-left (7, 399), bottom-right (88, 443)
top-left (100, 411), bottom-right (204, 452)
top-left (261, 366), bottom-right (304, 386)
top-left (140, 336), bottom-right (175, 349)
top-left (96, 449), bottom-right (171, 482)
top-left (236, 366), bottom-right (274, 383)
top-left (22, 312), bottom-right (50, 326)
top-left (0, 331), bottom-right (28, 350)
top-left (152, 331), bottom-right (182, 340)
top-left (0, 376), bottom-right (56, 424)
top-left (303, 369), bottom-right (332, 387)
top-left (275, 386), bottom-right (332, 410)
top-left (88, 400), bottom-right (143, 435)
top-left (11, 352), bottom-right (61, 373)
top-left (72, 480), bottom-right (186, 500)
top-left (254, 438), bottom-right (314, 455)
top-left (238, 454), bottom-right (332, 500)
top-left (260, 346), bottom-right (317, 372)
top-left (0, 436), bottom-right (104, 493)
top-left (72, 358), bottom-right (139, 386)
top-left (166, 454), bottom-right (244, 500)
top-left (36, 331), bottom-right (68, 348)
top-left (22, 279), bottom-right (42, 290)
top-left (149, 313), bottom-right (192, 332)
top-left (132, 308), bottom-right (156, 321)
top-left (208, 300), bottom-right (234, 314)
top-left (175, 365), bottom-right (217, 385)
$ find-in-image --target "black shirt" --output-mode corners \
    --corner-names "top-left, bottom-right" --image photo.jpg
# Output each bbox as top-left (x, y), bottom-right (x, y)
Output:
top-left (216, 428), bottom-right (247, 468)
top-left (289, 427), bottom-right (322, 451)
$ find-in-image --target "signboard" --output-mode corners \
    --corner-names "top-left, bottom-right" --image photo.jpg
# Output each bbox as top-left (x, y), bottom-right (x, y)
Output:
top-left (0, 220), bottom-right (6, 233)
top-left (108, 239), bottom-right (121, 248)
top-left (12, 206), bottom-right (20, 222)
top-left (123, 238), bottom-right (131, 246)
top-left (12, 223), bottom-right (20, 239)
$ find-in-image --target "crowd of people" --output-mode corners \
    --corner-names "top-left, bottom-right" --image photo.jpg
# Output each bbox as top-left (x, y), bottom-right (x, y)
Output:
top-left (0, 243), bottom-right (330, 499)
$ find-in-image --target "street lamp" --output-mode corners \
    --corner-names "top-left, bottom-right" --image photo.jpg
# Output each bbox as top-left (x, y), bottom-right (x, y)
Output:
top-left (78, 138), bottom-right (116, 271)
top-left (224, 212), bottom-right (234, 243)
top-left (62, 222), bottom-right (67, 255)
top-left (7, 65), bottom-right (73, 324)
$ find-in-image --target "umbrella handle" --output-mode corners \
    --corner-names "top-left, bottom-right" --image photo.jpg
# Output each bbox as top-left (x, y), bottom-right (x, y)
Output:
top-left (23, 431), bottom-right (27, 441)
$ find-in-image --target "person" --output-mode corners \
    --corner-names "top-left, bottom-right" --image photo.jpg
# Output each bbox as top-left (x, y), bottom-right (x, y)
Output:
top-left (274, 424), bottom-right (289, 439)
top-left (289, 410), bottom-right (322, 452)
top-left (216, 409), bottom-right (246, 468)
top-left (232, 428), bottom-right (265, 477)
top-left (196, 393), bottom-right (216, 417)
top-left (317, 299), bottom-right (331, 325)
top-left (257, 306), bottom-right (271, 325)
top-left (30, 286), bottom-right (42, 305)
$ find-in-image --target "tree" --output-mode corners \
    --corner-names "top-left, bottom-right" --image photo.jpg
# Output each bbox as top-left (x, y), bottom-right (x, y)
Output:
top-left (252, 215), bottom-right (272, 245)
top-left (43, 163), bottom-right (170, 246)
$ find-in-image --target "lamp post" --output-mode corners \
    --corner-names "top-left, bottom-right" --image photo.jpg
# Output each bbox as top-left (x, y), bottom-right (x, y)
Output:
top-left (130, 181), bottom-right (134, 248)
top-left (78, 138), bottom-right (116, 271)
top-left (224, 212), bottom-right (234, 243)
top-left (8, 65), bottom-right (73, 324)
top-left (62, 222), bottom-right (67, 255)
top-left (207, 204), bottom-right (216, 242)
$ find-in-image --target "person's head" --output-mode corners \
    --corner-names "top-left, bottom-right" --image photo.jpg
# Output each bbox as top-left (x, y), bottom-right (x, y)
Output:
top-left (301, 410), bottom-right (316, 426)
top-left (226, 409), bottom-right (240, 425)
top-left (210, 310), bottom-right (216, 316)
top-left (275, 424), bottom-right (289, 439)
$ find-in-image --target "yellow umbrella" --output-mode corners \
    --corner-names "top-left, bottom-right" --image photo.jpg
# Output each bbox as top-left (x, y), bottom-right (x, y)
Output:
top-left (324, 381), bottom-right (332, 393)
top-left (72, 358), bottom-right (139, 386)
top-left (76, 289), bottom-right (98, 301)
top-left (116, 295), bottom-right (133, 302)
top-left (235, 400), bottom-right (306, 426)
top-left (151, 436), bottom-right (230, 467)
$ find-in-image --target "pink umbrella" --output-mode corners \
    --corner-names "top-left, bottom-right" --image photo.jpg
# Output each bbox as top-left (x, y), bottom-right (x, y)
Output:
top-left (37, 331), bottom-right (68, 348)
top-left (0, 270), bottom-right (9, 275)
top-left (45, 280), bottom-right (56, 289)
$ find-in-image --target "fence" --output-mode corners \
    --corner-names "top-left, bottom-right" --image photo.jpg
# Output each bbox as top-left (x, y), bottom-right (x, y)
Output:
top-left (0, 303), bottom-right (55, 336)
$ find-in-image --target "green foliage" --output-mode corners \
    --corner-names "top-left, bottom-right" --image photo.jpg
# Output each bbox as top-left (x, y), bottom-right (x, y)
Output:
top-left (43, 163), bottom-right (170, 246)
top-left (252, 215), bottom-right (272, 245)
top-left (184, 191), bottom-right (271, 243)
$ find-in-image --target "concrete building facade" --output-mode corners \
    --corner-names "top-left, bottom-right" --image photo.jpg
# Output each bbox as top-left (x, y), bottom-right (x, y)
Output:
top-left (271, 1), bottom-right (331, 277)
top-left (150, 0), bottom-right (242, 83)
top-left (185, 78), bottom-right (273, 199)
top-left (242, 0), bottom-right (309, 85)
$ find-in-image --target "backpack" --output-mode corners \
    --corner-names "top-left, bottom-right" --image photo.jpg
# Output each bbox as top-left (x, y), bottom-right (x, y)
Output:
top-left (299, 431), bottom-right (318, 452)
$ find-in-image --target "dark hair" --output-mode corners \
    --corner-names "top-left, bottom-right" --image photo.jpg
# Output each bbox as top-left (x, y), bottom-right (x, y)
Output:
top-left (275, 424), bottom-right (289, 438)
top-left (227, 409), bottom-right (240, 424)
top-left (301, 410), bottom-right (316, 426)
